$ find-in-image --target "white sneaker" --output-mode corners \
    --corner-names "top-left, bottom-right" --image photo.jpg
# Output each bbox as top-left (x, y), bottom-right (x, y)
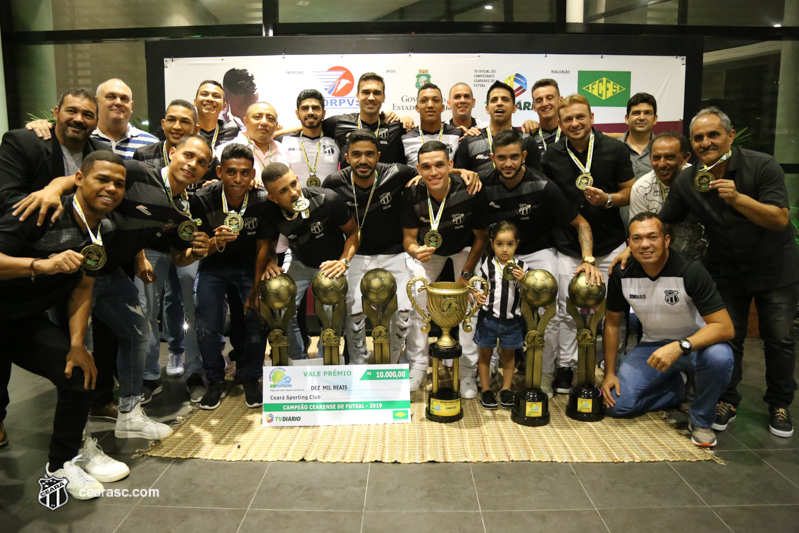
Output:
top-left (166, 352), bottom-right (185, 377)
top-left (460, 376), bottom-right (478, 399)
top-left (115, 403), bottom-right (174, 440)
top-left (540, 373), bottom-right (555, 399)
top-left (78, 437), bottom-right (130, 482)
top-left (46, 456), bottom-right (104, 500)
top-left (409, 368), bottom-right (428, 392)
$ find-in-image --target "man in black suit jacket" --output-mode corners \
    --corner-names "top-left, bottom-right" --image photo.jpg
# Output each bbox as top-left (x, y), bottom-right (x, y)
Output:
top-left (0, 87), bottom-right (103, 215)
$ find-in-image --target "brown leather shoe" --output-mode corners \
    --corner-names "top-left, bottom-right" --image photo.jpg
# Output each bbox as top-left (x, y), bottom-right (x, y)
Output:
top-left (88, 401), bottom-right (118, 421)
top-left (0, 422), bottom-right (8, 447)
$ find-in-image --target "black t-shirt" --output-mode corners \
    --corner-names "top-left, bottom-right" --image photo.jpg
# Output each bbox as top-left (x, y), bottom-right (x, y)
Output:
top-left (190, 182), bottom-right (271, 269)
top-left (0, 194), bottom-right (111, 319)
top-left (323, 162), bottom-right (417, 256)
top-left (608, 251), bottom-right (726, 342)
top-left (401, 124), bottom-right (463, 167)
top-left (133, 141), bottom-right (218, 193)
top-left (453, 128), bottom-right (541, 175)
top-left (659, 148), bottom-right (799, 292)
top-left (401, 175), bottom-right (489, 257)
top-left (263, 187), bottom-right (351, 268)
top-left (102, 161), bottom-right (193, 272)
top-left (542, 130), bottom-right (633, 257)
top-left (322, 113), bottom-right (407, 166)
top-left (479, 166), bottom-right (578, 255)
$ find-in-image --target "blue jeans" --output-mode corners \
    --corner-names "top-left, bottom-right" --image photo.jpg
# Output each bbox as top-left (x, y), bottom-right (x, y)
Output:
top-left (134, 249), bottom-right (201, 380)
top-left (284, 257), bottom-right (316, 361)
top-left (606, 340), bottom-right (733, 429)
top-left (90, 268), bottom-right (149, 413)
top-left (716, 279), bottom-right (799, 409)
top-left (195, 263), bottom-right (267, 383)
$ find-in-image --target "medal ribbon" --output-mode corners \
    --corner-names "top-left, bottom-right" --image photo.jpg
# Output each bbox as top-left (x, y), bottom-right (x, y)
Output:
top-left (538, 126), bottom-right (561, 150)
top-left (420, 125), bottom-right (444, 145)
top-left (566, 133), bottom-right (595, 175)
top-left (351, 170), bottom-right (378, 232)
top-left (222, 189), bottom-right (249, 217)
top-left (248, 137), bottom-right (274, 171)
top-left (358, 116), bottom-right (381, 138)
top-left (299, 133), bottom-right (322, 176)
top-left (426, 178), bottom-right (451, 233)
top-left (161, 142), bottom-right (171, 166)
top-left (700, 150), bottom-right (732, 174)
top-left (72, 196), bottom-right (103, 247)
top-left (161, 167), bottom-right (192, 219)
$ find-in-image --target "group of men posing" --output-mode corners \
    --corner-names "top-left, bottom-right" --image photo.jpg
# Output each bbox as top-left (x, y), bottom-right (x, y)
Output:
top-left (0, 69), bottom-right (796, 499)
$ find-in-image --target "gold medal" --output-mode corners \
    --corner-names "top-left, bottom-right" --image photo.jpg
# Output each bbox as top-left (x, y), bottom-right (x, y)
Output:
top-left (178, 220), bottom-right (198, 241)
top-left (693, 171), bottom-right (713, 193)
top-left (292, 196), bottom-right (310, 212)
top-left (80, 244), bottom-right (107, 271)
top-left (575, 173), bottom-right (593, 191)
top-left (502, 259), bottom-right (516, 281)
top-left (424, 229), bottom-right (443, 249)
top-left (307, 175), bottom-right (321, 187)
top-left (224, 213), bottom-right (244, 234)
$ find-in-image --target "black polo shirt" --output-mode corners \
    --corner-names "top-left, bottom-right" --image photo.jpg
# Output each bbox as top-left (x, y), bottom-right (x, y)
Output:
top-left (132, 141), bottom-right (218, 193)
top-left (401, 124), bottom-right (462, 167)
top-left (534, 126), bottom-right (562, 155)
top-left (323, 113), bottom-right (406, 166)
top-left (263, 187), bottom-right (351, 268)
top-left (190, 182), bottom-right (271, 269)
top-left (659, 148), bottom-right (799, 292)
top-left (323, 162), bottom-right (417, 256)
top-left (542, 130), bottom-right (633, 258)
top-left (401, 175), bottom-right (488, 257)
top-left (0, 194), bottom-right (112, 319)
top-left (453, 128), bottom-right (541, 175)
top-left (480, 166), bottom-right (578, 255)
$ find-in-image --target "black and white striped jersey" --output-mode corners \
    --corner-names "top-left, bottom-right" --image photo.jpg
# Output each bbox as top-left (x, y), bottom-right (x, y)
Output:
top-left (479, 257), bottom-right (528, 319)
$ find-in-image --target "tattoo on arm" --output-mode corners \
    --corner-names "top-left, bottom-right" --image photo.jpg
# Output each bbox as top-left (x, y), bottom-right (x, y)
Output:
top-left (577, 224), bottom-right (593, 256)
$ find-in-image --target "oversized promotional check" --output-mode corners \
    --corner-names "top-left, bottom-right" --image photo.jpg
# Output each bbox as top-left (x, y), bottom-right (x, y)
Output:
top-left (262, 364), bottom-right (411, 427)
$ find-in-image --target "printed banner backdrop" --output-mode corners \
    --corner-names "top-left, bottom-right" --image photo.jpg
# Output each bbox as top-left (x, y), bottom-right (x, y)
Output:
top-left (164, 53), bottom-right (686, 130)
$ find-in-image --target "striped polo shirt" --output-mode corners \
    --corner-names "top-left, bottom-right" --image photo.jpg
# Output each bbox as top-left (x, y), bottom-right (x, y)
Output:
top-left (92, 124), bottom-right (159, 160)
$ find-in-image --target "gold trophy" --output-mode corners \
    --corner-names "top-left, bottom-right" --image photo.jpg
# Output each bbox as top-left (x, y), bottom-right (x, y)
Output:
top-left (360, 269), bottom-right (398, 365)
top-left (311, 271), bottom-right (348, 365)
top-left (565, 272), bottom-right (606, 422)
top-left (512, 270), bottom-right (558, 427)
top-left (407, 276), bottom-right (486, 423)
top-left (259, 274), bottom-right (297, 367)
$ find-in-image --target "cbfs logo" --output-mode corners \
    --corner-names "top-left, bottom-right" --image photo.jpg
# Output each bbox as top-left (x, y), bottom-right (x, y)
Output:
top-left (269, 368), bottom-right (292, 388)
top-left (504, 73), bottom-right (528, 98)
top-left (314, 66), bottom-right (354, 97)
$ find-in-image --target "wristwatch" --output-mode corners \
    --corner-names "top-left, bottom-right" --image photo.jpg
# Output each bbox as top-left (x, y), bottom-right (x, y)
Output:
top-left (461, 270), bottom-right (474, 279)
top-left (342, 258), bottom-right (350, 270)
top-left (582, 256), bottom-right (596, 266)
top-left (605, 193), bottom-right (614, 209)
top-left (679, 339), bottom-right (693, 356)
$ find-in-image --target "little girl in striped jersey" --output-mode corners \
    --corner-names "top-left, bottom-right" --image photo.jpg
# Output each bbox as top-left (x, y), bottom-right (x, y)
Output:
top-left (473, 221), bottom-right (528, 410)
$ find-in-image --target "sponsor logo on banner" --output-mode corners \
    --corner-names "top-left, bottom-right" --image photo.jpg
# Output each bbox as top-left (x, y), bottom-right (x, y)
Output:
top-left (578, 71), bottom-right (631, 107)
top-left (503, 73), bottom-right (528, 98)
top-left (415, 69), bottom-right (432, 89)
top-left (269, 368), bottom-right (292, 388)
top-left (315, 66), bottom-right (354, 97)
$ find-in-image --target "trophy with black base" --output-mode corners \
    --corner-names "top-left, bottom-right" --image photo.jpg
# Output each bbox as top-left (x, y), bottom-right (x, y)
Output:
top-left (360, 269), bottom-right (398, 365)
top-left (407, 276), bottom-right (485, 423)
top-left (565, 272), bottom-right (606, 422)
top-left (512, 270), bottom-right (558, 427)
top-left (259, 274), bottom-right (297, 367)
top-left (311, 271), bottom-right (348, 365)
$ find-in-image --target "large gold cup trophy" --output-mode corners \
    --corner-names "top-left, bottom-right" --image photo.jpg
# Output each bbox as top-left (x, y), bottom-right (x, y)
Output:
top-left (361, 269), bottom-right (399, 365)
top-left (565, 272), bottom-right (606, 422)
top-left (312, 271), bottom-right (348, 365)
top-left (259, 274), bottom-right (297, 367)
top-left (407, 277), bottom-right (486, 423)
top-left (512, 270), bottom-right (558, 427)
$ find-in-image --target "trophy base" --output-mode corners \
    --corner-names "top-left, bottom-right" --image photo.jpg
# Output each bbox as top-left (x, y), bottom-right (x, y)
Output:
top-left (429, 343), bottom-right (462, 360)
top-left (511, 388), bottom-right (550, 426)
top-left (426, 388), bottom-right (463, 423)
top-left (566, 385), bottom-right (605, 422)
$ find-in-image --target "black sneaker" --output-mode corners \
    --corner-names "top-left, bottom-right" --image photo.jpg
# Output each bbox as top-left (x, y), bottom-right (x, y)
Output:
top-left (554, 367), bottom-right (573, 394)
top-left (769, 407), bottom-right (794, 438)
top-left (186, 373), bottom-right (206, 404)
top-left (199, 381), bottom-right (227, 410)
top-left (480, 390), bottom-right (498, 410)
top-left (141, 379), bottom-right (163, 405)
top-left (712, 401), bottom-right (737, 431)
top-left (244, 381), bottom-right (263, 408)
top-left (499, 389), bottom-right (514, 409)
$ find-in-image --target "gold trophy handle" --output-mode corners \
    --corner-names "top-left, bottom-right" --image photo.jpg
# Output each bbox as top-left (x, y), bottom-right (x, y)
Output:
top-left (462, 276), bottom-right (488, 333)
top-left (406, 276), bottom-right (431, 333)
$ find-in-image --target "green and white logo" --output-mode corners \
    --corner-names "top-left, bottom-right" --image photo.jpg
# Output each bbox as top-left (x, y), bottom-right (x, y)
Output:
top-left (578, 71), bottom-right (631, 107)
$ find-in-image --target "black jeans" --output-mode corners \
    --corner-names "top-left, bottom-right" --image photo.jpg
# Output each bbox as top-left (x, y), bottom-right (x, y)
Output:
top-left (0, 314), bottom-right (92, 466)
top-left (717, 278), bottom-right (799, 409)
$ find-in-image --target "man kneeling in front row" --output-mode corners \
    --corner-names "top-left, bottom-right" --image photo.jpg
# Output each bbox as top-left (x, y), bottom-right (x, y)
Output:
top-left (602, 212), bottom-right (734, 447)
